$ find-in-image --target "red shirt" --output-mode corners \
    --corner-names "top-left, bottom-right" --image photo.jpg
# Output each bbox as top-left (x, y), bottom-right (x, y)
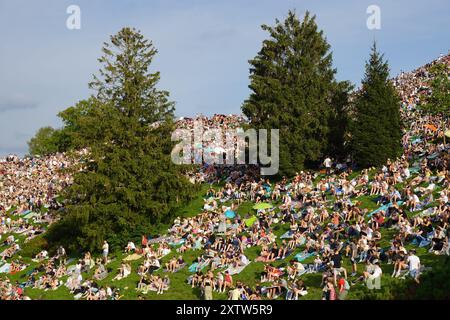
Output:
top-left (338, 278), bottom-right (345, 292)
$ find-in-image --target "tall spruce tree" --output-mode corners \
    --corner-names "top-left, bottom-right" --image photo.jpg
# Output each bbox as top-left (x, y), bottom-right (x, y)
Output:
top-left (350, 43), bottom-right (402, 168)
top-left (47, 28), bottom-right (196, 252)
top-left (242, 11), bottom-right (347, 176)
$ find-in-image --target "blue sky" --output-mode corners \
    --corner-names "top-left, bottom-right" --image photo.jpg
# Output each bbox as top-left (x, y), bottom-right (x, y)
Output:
top-left (0, 0), bottom-right (449, 156)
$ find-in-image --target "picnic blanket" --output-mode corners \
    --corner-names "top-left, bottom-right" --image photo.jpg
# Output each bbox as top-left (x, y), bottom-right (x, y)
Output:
top-left (427, 152), bottom-right (440, 160)
top-left (226, 260), bottom-right (251, 275)
top-left (66, 265), bottom-right (78, 275)
top-left (0, 263), bottom-right (11, 273)
top-left (368, 201), bottom-right (404, 217)
top-left (123, 253), bottom-right (142, 261)
top-left (294, 252), bottom-right (316, 262)
top-left (147, 236), bottom-right (170, 245)
top-left (408, 194), bottom-right (433, 212)
top-left (168, 239), bottom-right (185, 247)
top-left (20, 210), bottom-right (32, 216)
top-left (93, 270), bottom-right (108, 281)
top-left (141, 284), bottom-right (170, 293)
top-left (409, 167), bottom-right (421, 174)
top-left (225, 210), bottom-right (236, 219)
top-left (23, 212), bottom-right (39, 220)
top-left (188, 261), bottom-right (209, 273)
top-left (280, 231), bottom-right (294, 239)
top-left (244, 216), bottom-right (257, 227)
top-left (419, 208), bottom-right (435, 217)
top-left (253, 203), bottom-right (273, 210)
top-left (163, 263), bottom-right (186, 273)
top-left (188, 262), bottom-right (199, 273)
top-left (275, 250), bottom-right (294, 260)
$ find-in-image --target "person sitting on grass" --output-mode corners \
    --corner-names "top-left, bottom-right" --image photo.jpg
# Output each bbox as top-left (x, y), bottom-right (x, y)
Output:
top-left (223, 270), bottom-right (233, 291)
top-left (364, 259), bottom-right (382, 290)
top-left (322, 277), bottom-right (336, 300)
top-left (337, 275), bottom-right (350, 300)
top-left (93, 262), bottom-right (107, 281)
top-left (228, 285), bottom-right (241, 300)
top-left (406, 249), bottom-right (421, 284)
top-left (166, 256), bottom-right (178, 272)
top-left (137, 274), bottom-right (151, 292)
top-left (125, 241), bottom-right (136, 253)
top-left (213, 271), bottom-right (223, 293)
top-left (112, 263), bottom-right (131, 281)
top-left (289, 279), bottom-right (308, 300)
top-left (156, 275), bottom-right (170, 295)
top-left (191, 270), bottom-right (203, 288)
top-left (287, 260), bottom-right (306, 280)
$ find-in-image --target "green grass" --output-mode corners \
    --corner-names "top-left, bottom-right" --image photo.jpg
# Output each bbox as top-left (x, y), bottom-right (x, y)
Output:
top-left (1, 169), bottom-right (447, 300)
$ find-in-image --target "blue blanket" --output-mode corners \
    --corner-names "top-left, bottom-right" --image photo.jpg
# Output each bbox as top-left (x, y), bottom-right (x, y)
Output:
top-left (294, 252), bottom-right (316, 262)
top-left (188, 261), bottom-right (208, 273)
top-left (188, 263), bottom-right (198, 273)
top-left (280, 231), bottom-right (294, 239)
top-left (0, 263), bottom-right (11, 273)
top-left (409, 167), bottom-right (420, 174)
top-left (368, 201), bottom-right (404, 217)
top-left (168, 239), bottom-right (185, 247)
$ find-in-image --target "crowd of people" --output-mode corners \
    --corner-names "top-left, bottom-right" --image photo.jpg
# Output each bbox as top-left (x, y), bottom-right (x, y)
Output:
top-left (0, 54), bottom-right (448, 300)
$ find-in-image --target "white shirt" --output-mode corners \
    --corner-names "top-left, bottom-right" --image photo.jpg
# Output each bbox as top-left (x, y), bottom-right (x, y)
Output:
top-left (403, 168), bottom-right (410, 178)
top-left (407, 255), bottom-right (420, 271)
top-left (240, 254), bottom-right (249, 265)
top-left (366, 228), bottom-right (373, 240)
top-left (368, 265), bottom-right (382, 279)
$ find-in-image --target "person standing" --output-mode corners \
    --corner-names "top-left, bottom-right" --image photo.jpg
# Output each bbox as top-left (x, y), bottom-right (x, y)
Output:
top-left (349, 239), bottom-right (359, 276)
top-left (323, 156), bottom-right (332, 175)
top-left (57, 246), bottom-right (66, 265)
top-left (203, 277), bottom-right (213, 300)
top-left (102, 240), bottom-right (109, 265)
top-left (331, 249), bottom-right (347, 286)
top-left (229, 286), bottom-right (241, 300)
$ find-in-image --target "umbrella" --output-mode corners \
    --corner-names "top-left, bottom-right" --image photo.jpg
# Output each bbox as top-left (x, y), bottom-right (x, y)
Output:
top-left (252, 203), bottom-right (273, 210)
top-left (445, 130), bottom-right (450, 138)
top-left (424, 124), bottom-right (437, 132)
top-left (225, 210), bottom-right (236, 219)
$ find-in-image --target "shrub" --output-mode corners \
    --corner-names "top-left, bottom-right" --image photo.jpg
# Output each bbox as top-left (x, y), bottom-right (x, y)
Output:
top-left (21, 235), bottom-right (49, 258)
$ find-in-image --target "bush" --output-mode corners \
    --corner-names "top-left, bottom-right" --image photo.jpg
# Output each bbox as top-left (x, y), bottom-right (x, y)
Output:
top-left (20, 235), bottom-right (48, 258)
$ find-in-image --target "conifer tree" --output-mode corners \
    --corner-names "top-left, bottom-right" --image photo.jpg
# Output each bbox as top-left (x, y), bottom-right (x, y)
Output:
top-left (350, 43), bottom-right (402, 168)
top-left (242, 11), bottom-right (347, 176)
top-left (47, 28), bottom-right (196, 252)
